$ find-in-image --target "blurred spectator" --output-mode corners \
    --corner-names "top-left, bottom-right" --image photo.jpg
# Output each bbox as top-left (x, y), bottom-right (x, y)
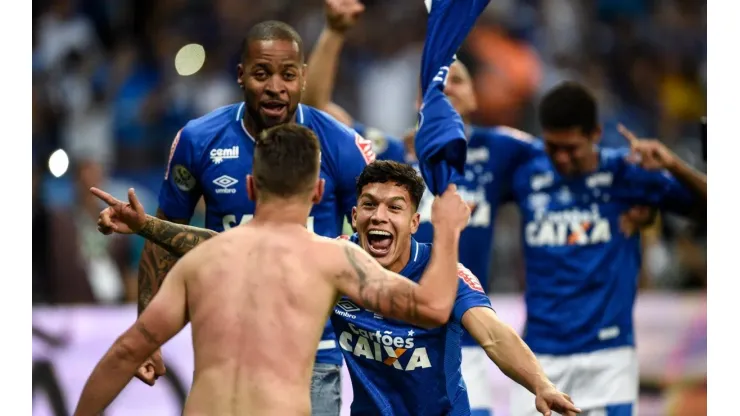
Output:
top-left (46, 159), bottom-right (137, 304)
top-left (36, 0), bottom-right (102, 73)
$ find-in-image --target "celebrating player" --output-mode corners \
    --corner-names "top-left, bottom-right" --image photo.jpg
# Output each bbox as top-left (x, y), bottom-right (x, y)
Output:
top-left (303, 0), bottom-right (407, 162)
top-left (134, 19), bottom-right (376, 414)
top-left (507, 81), bottom-right (706, 416)
top-left (335, 161), bottom-right (579, 415)
top-left (75, 124), bottom-right (471, 416)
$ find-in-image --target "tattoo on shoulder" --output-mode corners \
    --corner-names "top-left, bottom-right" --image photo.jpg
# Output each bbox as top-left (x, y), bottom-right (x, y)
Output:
top-left (339, 244), bottom-right (418, 320)
top-left (135, 322), bottom-right (159, 345)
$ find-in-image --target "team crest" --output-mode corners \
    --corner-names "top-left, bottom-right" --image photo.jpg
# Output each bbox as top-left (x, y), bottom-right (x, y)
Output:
top-left (172, 164), bottom-right (196, 192)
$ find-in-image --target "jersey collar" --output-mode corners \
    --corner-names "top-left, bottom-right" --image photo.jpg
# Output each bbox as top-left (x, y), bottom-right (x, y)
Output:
top-left (397, 237), bottom-right (420, 277)
top-left (236, 102), bottom-right (306, 143)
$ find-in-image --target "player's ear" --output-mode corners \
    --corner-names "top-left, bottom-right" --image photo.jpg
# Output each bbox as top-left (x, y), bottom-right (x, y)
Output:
top-left (351, 206), bottom-right (358, 229)
top-left (237, 64), bottom-right (245, 89)
top-left (469, 87), bottom-right (479, 114)
top-left (246, 175), bottom-right (256, 201)
top-left (410, 212), bottom-right (420, 234)
top-left (301, 64), bottom-right (307, 91)
top-left (312, 179), bottom-right (325, 204)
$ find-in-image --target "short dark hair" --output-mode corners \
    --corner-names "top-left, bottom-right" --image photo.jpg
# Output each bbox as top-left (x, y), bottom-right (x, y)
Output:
top-left (539, 81), bottom-right (599, 135)
top-left (356, 161), bottom-right (426, 210)
top-left (253, 124), bottom-right (320, 199)
top-left (241, 20), bottom-right (304, 62)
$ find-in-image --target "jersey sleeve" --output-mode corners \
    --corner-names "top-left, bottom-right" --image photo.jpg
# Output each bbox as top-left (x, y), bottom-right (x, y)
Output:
top-left (335, 130), bottom-right (377, 221)
top-left (452, 263), bottom-right (493, 322)
top-left (487, 127), bottom-right (541, 202)
top-left (358, 123), bottom-right (407, 163)
top-left (616, 157), bottom-right (697, 216)
top-left (158, 127), bottom-right (203, 220)
top-left (491, 126), bottom-right (540, 172)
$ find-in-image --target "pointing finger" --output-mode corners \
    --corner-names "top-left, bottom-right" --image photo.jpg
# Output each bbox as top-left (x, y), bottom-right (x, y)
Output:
top-left (90, 187), bottom-right (120, 207)
top-left (127, 188), bottom-right (144, 214)
top-left (617, 123), bottom-right (639, 147)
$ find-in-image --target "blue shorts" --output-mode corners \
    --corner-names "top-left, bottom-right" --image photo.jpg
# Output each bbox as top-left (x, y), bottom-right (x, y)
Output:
top-left (310, 363), bottom-right (342, 416)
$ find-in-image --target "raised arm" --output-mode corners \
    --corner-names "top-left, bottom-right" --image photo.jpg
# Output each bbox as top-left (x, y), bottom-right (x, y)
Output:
top-left (137, 214), bottom-right (218, 257)
top-left (618, 124), bottom-right (706, 217)
top-left (92, 187), bottom-right (217, 258)
top-left (303, 0), bottom-right (363, 126)
top-left (74, 253), bottom-right (190, 415)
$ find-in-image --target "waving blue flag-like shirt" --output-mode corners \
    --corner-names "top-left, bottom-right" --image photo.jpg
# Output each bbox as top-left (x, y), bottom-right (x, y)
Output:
top-left (414, 0), bottom-right (490, 195)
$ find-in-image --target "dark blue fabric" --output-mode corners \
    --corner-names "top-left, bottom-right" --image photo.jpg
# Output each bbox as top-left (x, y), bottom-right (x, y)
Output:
top-left (415, 0), bottom-right (490, 195)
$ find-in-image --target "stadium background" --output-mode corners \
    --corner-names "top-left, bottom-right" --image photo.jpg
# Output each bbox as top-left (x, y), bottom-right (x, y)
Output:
top-left (32, 0), bottom-right (706, 414)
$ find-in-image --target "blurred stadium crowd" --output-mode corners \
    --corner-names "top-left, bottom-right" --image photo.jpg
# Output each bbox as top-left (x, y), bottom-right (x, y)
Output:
top-left (31, 0), bottom-right (705, 305)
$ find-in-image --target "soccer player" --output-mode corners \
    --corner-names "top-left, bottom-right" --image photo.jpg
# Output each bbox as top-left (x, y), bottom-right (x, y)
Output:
top-left (303, 0), bottom-right (407, 163)
top-left (335, 161), bottom-right (579, 415)
top-left (135, 20), bottom-right (377, 415)
top-left (507, 82), bottom-right (706, 416)
top-left (76, 124), bottom-right (471, 416)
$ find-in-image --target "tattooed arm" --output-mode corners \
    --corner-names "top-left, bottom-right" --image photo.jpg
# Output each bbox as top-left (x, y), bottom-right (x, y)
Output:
top-left (332, 228), bottom-right (460, 329)
top-left (136, 210), bottom-right (191, 315)
top-left (137, 213), bottom-right (218, 258)
top-left (75, 254), bottom-right (190, 415)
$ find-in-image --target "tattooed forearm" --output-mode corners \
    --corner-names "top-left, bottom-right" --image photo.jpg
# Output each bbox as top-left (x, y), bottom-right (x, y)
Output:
top-left (341, 245), bottom-right (419, 321)
top-left (137, 215), bottom-right (218, 258)
top-left (137, 241), bottom-right (177, 315)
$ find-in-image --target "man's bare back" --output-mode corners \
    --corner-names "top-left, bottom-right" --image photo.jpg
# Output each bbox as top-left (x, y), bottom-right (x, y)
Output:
top-left (183, 223), bottom-right (338, 415)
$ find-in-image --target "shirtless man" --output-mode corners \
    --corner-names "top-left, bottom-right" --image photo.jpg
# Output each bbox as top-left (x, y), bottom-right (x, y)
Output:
top-left (73, 124), bottom-right (471, 416)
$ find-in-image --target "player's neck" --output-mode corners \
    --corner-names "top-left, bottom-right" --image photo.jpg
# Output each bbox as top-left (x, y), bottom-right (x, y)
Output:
top-left (582, 149), bottom-right (601, 173)
top-left (387, 241), bottom-right (412, 274)
top-left (252, 200), bottom-right (312, 227)
top-left (242, 111), bottom-right (298, 139)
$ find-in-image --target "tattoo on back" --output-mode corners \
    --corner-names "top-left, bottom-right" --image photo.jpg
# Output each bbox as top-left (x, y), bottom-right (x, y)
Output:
top-left (340, 245), bottom-right (419, 321)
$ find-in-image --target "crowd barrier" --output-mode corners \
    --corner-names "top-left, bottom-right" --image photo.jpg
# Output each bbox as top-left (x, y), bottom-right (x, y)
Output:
top-left (32, 293), bottom-right (706, 416)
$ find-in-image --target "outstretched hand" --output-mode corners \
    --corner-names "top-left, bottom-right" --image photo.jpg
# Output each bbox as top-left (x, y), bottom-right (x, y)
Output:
top-left (90, 187), bottom-right (148, 235)
top-left (534, 384), bottom-right (581, 416)
top-left (618, 124), bottom-right (677, 171)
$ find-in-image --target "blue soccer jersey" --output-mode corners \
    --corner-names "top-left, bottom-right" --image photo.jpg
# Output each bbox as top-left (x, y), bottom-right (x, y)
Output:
top-left (353, 121), bottom-right (407, 163)
top-left (158, 102), bottom-right (375, 364)
top-left (511, 147), bottom-right (696, 355)
top-left (333, 234), bottom-right (492, 416)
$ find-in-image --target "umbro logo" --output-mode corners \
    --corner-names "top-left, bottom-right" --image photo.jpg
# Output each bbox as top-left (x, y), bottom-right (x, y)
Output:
top-left (213, 175), bottom-right (238, 194)
top-left (336, 300), bottom-right (360, 313)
